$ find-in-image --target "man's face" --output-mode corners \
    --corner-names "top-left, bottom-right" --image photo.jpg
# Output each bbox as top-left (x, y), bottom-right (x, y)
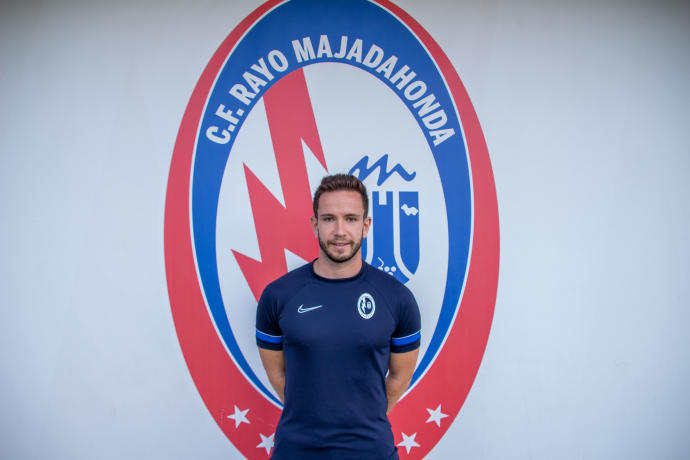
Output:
top-left (311, 190), bottom-right (372, 264)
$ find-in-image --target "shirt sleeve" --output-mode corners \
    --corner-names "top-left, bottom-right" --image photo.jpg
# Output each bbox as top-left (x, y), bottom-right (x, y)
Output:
top-left (391, 286), bottom-right (421, 353)
top-left (255, 284), bottom-right (283, 350)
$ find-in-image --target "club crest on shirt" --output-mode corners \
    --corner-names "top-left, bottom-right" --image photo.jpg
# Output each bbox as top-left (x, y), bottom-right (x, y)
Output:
top-left (165, 1), bottom-right (499, 458)
top-left (357, 293), bottom-right (376, 319)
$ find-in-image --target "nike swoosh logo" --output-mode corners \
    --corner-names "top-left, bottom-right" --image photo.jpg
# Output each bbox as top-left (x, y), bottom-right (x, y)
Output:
top-left (297, 304), bottom-right (323, 313)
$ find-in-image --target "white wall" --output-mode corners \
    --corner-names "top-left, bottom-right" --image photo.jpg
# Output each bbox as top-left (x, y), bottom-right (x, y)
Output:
top-left (1, 1), bottom-right (688, 459)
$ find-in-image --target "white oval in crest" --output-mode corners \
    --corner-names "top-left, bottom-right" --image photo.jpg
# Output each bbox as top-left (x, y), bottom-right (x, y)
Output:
top-left (357, 292), bottom-right (376, 319)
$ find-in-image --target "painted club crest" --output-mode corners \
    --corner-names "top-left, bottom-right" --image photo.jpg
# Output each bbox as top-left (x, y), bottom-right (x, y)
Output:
top-left (165, 0), bottom-right (499, 458)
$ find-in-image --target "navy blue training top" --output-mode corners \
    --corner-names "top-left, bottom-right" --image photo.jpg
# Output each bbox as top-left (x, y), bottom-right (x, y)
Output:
top-left (256, 261), bottom-right (421, 460)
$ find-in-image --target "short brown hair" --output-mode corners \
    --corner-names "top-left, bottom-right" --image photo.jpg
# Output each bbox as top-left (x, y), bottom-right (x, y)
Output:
top-left (313, 174), bottom-right (369, 218)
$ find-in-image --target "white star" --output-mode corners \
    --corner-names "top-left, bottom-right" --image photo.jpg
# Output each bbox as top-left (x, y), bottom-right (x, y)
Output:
top-left (397, 432), bottom-right (420, 454)
top-left (425, 404), bottom-right (448, 427)
top-left (256, 432), bottom-right (274, 455)
top-left (226, 405), bottom-right (250, 428)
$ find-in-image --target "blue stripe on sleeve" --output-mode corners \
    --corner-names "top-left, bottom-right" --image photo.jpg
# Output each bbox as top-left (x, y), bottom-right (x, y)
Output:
top-left (256, 329), bottom-right (283, 344)
top-left (391, 330), bottom-right (421, 346)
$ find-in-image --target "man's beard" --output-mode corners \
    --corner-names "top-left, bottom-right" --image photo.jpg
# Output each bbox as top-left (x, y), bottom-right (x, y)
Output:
top-left (317, 230), bottom-right (364, 264)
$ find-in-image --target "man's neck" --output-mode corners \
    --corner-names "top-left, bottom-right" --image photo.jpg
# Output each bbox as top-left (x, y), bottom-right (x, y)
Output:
top-left (313, 253), bottom-right (363, 279)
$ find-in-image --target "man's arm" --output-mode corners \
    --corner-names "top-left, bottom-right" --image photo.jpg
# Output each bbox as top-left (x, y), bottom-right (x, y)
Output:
top-left (259, 348), bottom-right (286, 403)
top-left (386, 348), bottom-right (419, 414)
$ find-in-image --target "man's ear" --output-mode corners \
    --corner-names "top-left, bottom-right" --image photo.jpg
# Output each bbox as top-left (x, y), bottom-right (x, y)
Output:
top-left (362, 216), bottom-right (372, 238)
top-left (310, 215), bottom-right (318, 238)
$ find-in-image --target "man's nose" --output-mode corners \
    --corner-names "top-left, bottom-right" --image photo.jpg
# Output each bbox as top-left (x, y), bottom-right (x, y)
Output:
top-left (334, 218), bottom-right (346, 234)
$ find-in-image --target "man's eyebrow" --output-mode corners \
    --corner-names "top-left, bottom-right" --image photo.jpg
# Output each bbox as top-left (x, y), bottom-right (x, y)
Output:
top-left (319, 213), bottom-right (361, 218)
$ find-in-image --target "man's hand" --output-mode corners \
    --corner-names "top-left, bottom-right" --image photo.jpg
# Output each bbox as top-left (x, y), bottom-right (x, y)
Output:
top-left (259, 348), bottom-right (286, 403)
top-left (386, 348), bottom-right (419, 414)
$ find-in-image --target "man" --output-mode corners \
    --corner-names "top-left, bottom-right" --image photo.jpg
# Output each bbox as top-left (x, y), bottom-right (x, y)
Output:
top-left (256, 173), bottom-right (421, 459)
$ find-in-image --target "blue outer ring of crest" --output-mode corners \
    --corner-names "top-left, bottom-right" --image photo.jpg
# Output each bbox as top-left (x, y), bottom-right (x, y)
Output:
top-left (190, 0), bottom-right (472, 404)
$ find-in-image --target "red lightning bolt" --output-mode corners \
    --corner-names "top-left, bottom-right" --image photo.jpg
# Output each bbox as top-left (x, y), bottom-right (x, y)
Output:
top-left (232, 69), bottom-right (328, 301)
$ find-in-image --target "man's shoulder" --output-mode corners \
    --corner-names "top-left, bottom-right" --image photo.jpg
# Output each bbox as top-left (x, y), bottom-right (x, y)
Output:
top-left (363, 262), bottom-right (415, 297)
top-left (262, 262), bottom-right (313, 296)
